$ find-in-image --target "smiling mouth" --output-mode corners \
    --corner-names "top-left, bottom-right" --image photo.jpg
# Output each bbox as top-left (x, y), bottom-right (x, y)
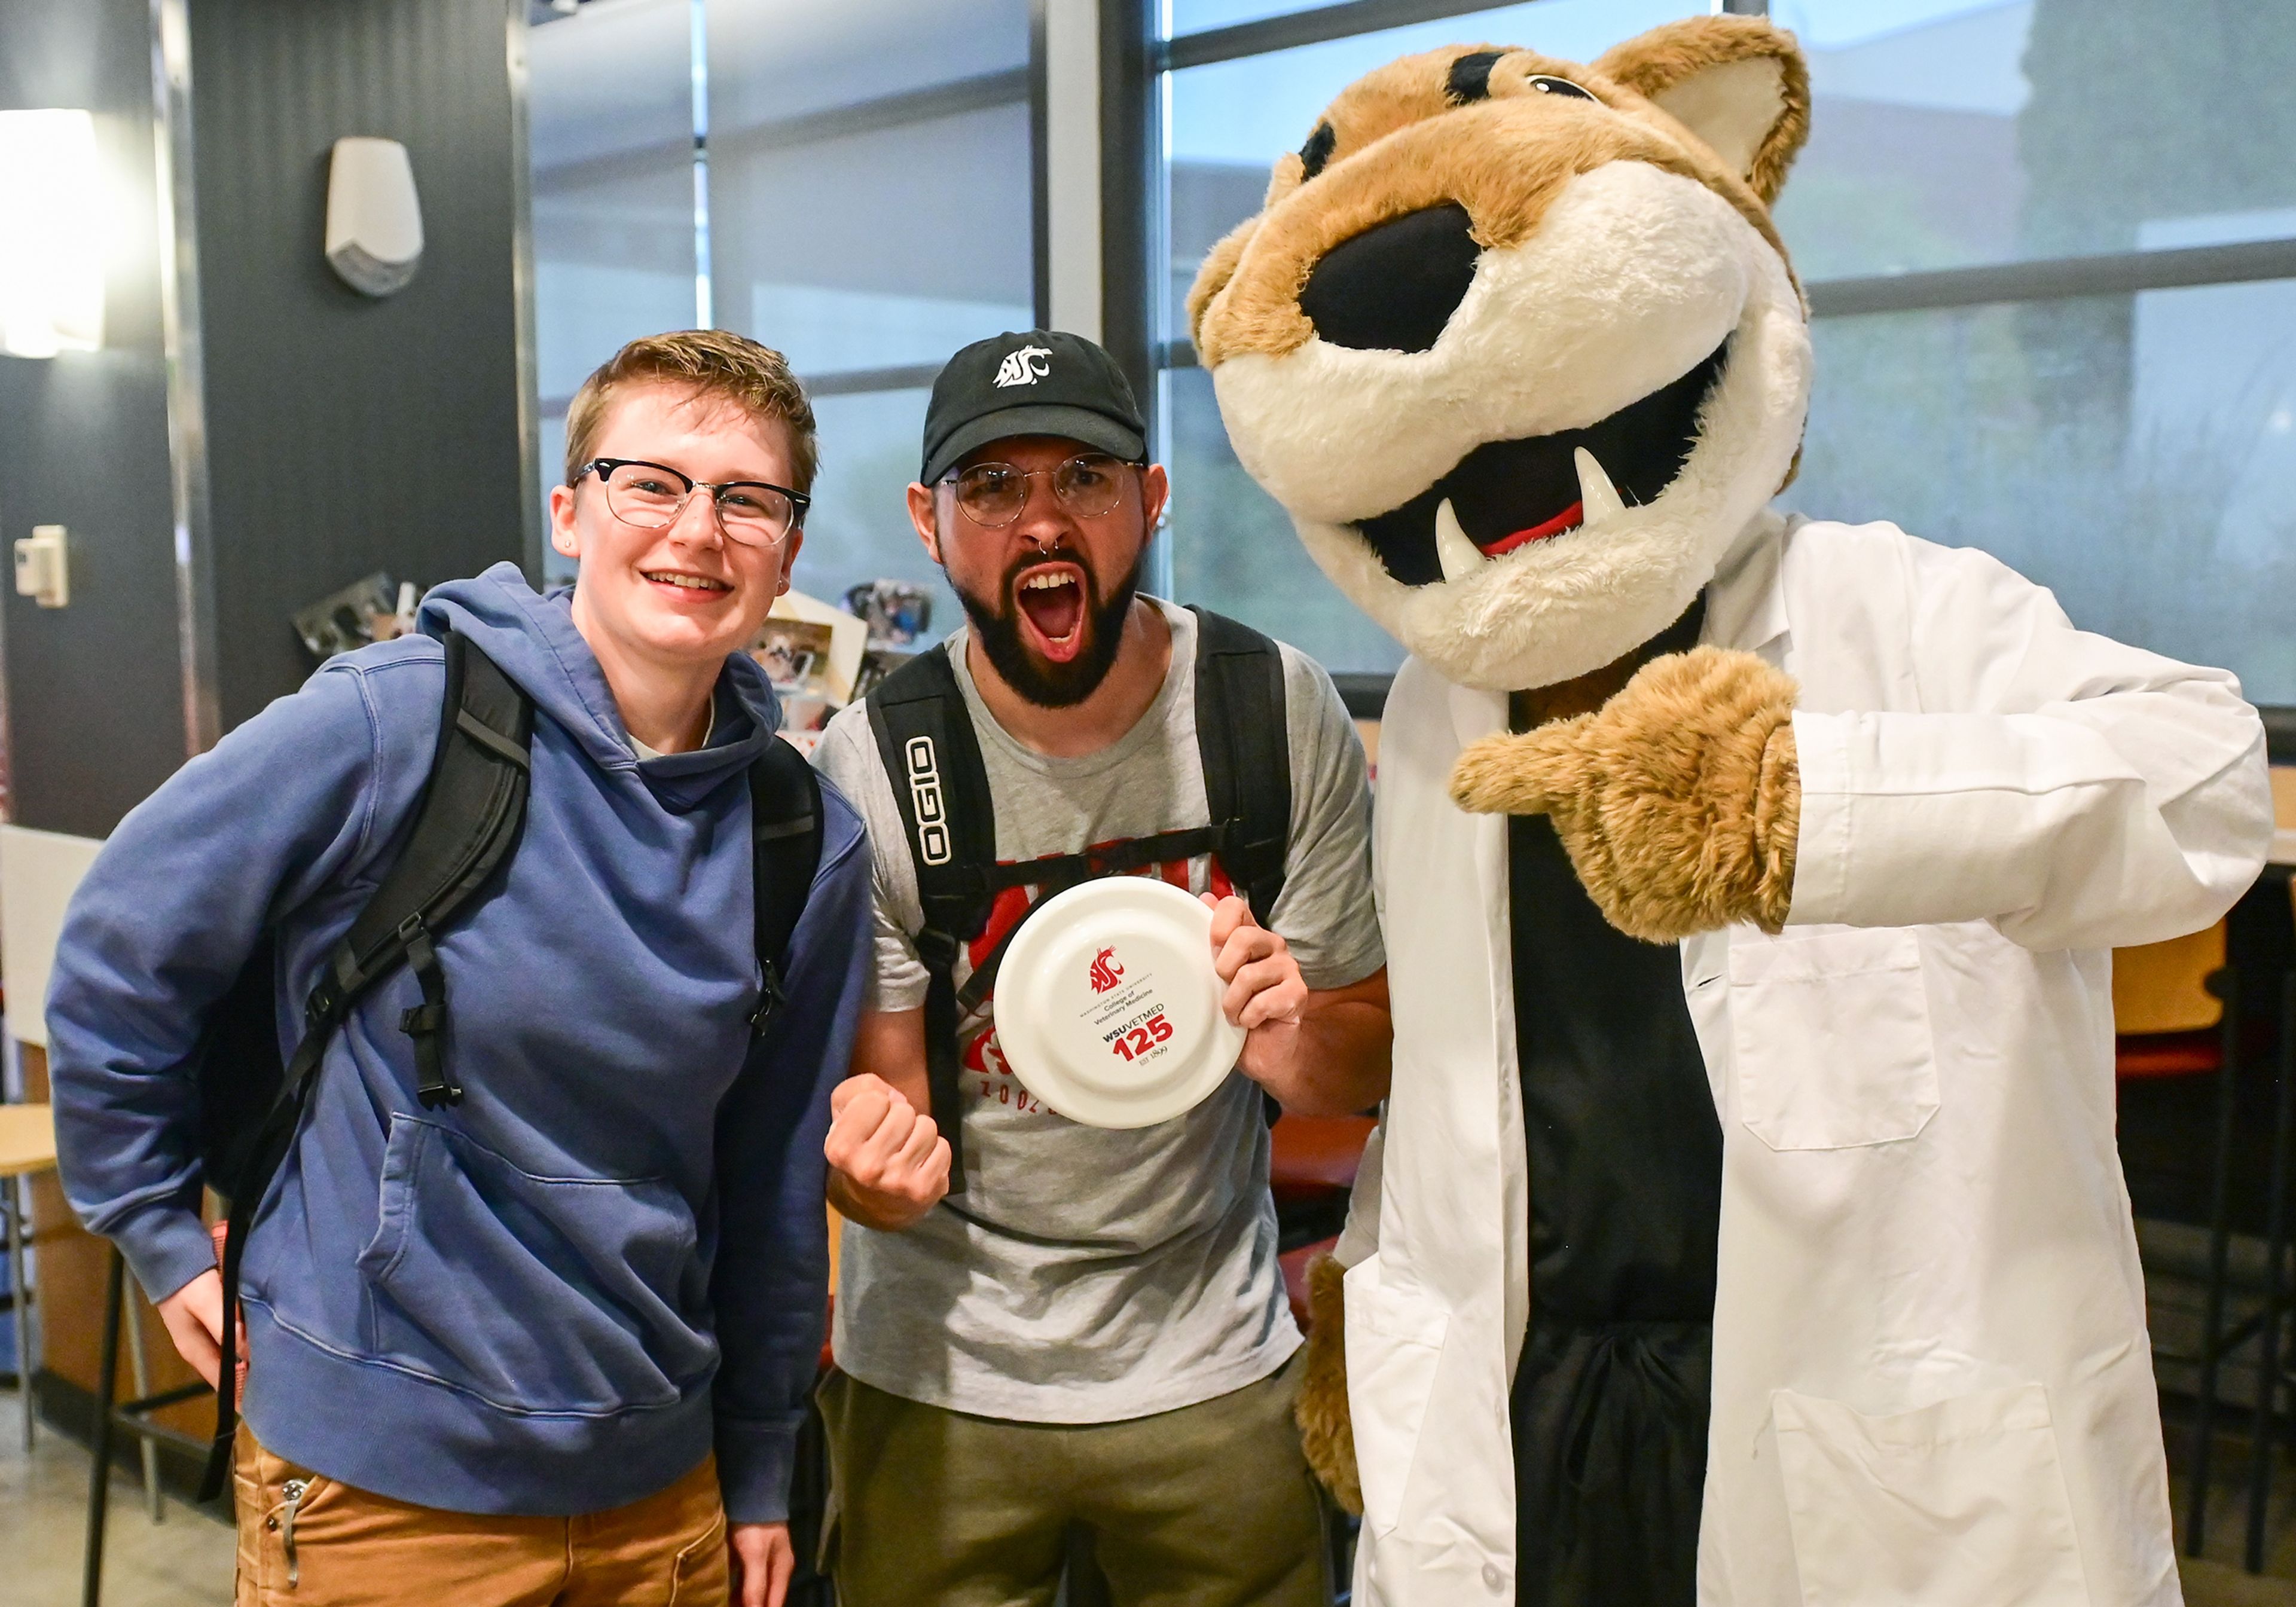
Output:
top-left (643, 569), bottom-right (730, 594)
top-left (1354, 338), bottom-right (1731, 588)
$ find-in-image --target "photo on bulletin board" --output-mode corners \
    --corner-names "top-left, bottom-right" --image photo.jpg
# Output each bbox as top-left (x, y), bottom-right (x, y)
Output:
top-left (751, 617), bottom-right (838, 697)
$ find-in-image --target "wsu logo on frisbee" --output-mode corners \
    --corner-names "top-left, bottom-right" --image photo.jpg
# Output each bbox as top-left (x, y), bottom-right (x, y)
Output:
top-left (1088, 946), bottom-right (1125, 994)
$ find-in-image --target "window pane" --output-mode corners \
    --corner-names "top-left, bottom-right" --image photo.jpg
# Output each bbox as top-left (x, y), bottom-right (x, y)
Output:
top-left (1165, 368), bottom-right (1404, 674)
top-left (1167, 0), bottom-right (1708, 337)
top-left (1781, 282), bottom-right (2296, 704)
top-left (710, 0), bottom-right (1029, 123)
top-left (1772, 0), bottom-right (2296, 280)
top-left (1167, 0), bottom-right (1321, 36)
top-left (1161, 1), bottom-right (1705, 672)
top-left (528, 0), bottom-right (697, 582)
top-left (791, 389), bottom-right (960, 643)
top-left (707, 0), bottom-right (1034, 381)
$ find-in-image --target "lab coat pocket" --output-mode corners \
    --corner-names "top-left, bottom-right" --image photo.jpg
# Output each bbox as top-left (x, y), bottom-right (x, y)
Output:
top-left (1342, 1252), bottom-right (1451, 1539)
top-left (1771, 1383), bottom-right (2091, 1605)
top-left (1730, 927), bottom-right (1938, 1150)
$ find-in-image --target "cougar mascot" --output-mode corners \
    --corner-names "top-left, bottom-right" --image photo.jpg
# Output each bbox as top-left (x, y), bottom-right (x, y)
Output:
top-left (1190, 16), bottom-right (2271, 1606)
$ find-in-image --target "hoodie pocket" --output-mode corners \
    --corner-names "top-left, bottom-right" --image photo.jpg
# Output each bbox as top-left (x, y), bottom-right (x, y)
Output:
top-left (356, 1116), bottom-right (713, 1416)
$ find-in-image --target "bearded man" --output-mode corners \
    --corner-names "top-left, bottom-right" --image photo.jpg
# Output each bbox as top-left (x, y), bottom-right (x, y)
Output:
top-left (810, 329), bottom-right (1391, 1607)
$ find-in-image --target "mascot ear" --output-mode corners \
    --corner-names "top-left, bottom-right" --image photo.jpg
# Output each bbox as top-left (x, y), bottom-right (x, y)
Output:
top-left (1595, 17), bottom-right (1809, 205)
top-left (1187, 212), bottom-right (1262, 353)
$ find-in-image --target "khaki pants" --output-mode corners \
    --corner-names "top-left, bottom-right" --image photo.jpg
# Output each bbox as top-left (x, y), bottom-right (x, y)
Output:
top-left (232, 1429), bottom-right (728, 1606)
top-left (818, 1349), bottom-right (1329, 1607)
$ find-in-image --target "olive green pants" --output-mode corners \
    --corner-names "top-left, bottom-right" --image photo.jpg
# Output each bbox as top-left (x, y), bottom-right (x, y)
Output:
top-left (817, 1349), bottom-right (1329, 1607)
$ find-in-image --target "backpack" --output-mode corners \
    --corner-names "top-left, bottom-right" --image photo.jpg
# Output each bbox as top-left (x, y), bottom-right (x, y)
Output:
top-left (864, 607), bottom-right (1290, 1193)
top-left (190, 630), bottom-right (823, 1497)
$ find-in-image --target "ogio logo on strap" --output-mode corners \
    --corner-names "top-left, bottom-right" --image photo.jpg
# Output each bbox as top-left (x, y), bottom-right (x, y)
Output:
top-left (905, 736), bottom-right (952, 865)
top-left (992, 346), bottom-right (1052, 388)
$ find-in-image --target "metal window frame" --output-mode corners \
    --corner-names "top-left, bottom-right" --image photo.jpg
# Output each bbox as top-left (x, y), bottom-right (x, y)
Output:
top-left (1030, 2), bottom-right (1055, 328)
top-left (521, 25), bottom-right (1043, 424)
top-left (1160, 0), bottom-right (1544, 72)
top-left (1100, 0), bottom-right (1160, 420)
top-left (152, 0), bottom-right (221, 758)
top-left (507, 0), bottom-right (545, 579)
top-left (528, 66), bottom-right (1033, 195)
top-left (1808, 238), bottom-right (2296, 317)
top-left (1159, 0), bottom-right (1767, 69)
top-left (1138, 0), bottom-right (2296, 723)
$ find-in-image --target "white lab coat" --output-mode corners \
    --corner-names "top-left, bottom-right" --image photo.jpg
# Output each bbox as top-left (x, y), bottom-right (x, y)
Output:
top-left (1349, 509), bottom-right (2273, 1606)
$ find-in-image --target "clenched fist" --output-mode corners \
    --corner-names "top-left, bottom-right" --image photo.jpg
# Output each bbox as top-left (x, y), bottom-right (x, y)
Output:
top-left (1448, 646), bottom-right (1802, 942)
top-left (825, 1073), bottom-right (950, 1231)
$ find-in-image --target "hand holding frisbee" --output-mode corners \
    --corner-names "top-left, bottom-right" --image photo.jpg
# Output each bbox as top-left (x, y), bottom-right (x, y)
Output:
top-left (995, 876), bottom-right (1302, 1128)
top-left (1204, 892), bottom-right (1307, 1035)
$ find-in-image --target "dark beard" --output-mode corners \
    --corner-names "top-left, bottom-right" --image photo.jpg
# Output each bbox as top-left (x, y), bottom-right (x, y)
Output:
top-left (953, 546), bottom-right (1143, 708)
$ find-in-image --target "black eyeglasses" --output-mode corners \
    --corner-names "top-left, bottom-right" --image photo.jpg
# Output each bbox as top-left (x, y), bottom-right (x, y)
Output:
top-left (578, 458), bottom-right (809, 548)
top-left (941, 453), bottom-right (1139, 528)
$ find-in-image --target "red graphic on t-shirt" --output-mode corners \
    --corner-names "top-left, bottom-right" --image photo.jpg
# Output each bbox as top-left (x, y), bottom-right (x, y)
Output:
top-left (961, 842), bottom-right (1234, 1111)
top-left (964, 843), bottom-right (1234, 971)
top-left (1088, 947), bottom-right (1125, 993)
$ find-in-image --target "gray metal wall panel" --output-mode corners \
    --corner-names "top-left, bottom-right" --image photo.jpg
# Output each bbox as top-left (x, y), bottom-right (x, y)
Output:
top-left (189, 0), bottom-right (527, 731)
top-left (0, 0), bottom-right (190, 837)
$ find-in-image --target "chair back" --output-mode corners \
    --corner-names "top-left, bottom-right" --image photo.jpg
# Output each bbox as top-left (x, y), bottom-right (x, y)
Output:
top-left (2112, 921), bottom-right (2227, 1037)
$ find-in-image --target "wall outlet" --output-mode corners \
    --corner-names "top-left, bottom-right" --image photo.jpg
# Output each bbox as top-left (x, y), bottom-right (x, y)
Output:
top-left (14, 524), bottom-right (69, 608)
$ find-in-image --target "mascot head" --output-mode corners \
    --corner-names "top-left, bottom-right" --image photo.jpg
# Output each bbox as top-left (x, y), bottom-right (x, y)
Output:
top-left (1188, 17), bottom-right (1813, 691)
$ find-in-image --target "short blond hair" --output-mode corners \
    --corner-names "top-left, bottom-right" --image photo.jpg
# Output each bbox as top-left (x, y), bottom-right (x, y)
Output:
top-left (564, 329), bottom-right (820, 493)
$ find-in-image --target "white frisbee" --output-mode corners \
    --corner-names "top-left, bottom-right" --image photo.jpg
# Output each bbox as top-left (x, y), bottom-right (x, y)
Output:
top-left (991, 876), bottom-right (1247, 1129)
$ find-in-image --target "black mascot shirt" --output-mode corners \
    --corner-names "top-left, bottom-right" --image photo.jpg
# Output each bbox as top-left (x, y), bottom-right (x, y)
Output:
top-left (1504, 602), bottom-right (1721, 1607)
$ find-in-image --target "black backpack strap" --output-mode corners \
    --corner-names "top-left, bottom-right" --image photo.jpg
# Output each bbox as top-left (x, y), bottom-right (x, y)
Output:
top-left (747, 737), bottom-right (823, 1034)
top-left (201, 630), bottom-right (532, 1499)
top-left (866, 649), bottom-right (997, 1196)
top-left (1189, 607), bottom-right (1291, 927)
top-left (309, 631), bottom-right (534, 1107)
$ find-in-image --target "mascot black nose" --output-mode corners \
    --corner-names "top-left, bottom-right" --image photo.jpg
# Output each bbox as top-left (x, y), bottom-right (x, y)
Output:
top-left (1298, 202), bottom-right (1480, 353)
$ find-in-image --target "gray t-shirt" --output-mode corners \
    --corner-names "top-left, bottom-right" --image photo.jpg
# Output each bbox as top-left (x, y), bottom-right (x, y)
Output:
top-left (812, 599), bottom-right (1382, 1423)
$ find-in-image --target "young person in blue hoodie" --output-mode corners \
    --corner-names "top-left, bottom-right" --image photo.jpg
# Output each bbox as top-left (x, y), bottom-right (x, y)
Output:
top-left (47, 330), bottom-right (870, 1607)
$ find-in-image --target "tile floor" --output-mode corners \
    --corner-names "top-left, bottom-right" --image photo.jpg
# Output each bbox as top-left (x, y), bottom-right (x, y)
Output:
top-left (0, 1392), bottom-right (234, 1607)
top-left (7, 1383), bottom-right (2296, 1606)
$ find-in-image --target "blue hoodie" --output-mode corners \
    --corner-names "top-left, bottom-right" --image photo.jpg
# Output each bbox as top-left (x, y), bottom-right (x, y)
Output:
top-left (47, 563), bottom-right (871, 1522)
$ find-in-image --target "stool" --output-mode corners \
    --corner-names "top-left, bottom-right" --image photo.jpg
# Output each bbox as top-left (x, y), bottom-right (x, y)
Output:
top-left (2226, 878), bottom-right (2296, 1572)
top-left (83, 1244), bottom-right (215, 1607)
top-left (2111, 920), bottom-right (2247, 1556)
top-left (2240, 961), bottom-right (2296, 1571)
top-left (0, 1101), bottom-right (58, 1451)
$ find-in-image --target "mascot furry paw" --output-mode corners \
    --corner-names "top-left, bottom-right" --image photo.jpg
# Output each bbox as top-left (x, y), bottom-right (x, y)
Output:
top-left (1449, 646), bottom-right (1800, 940)
top-left (1192, 14), bottom-right (2271, 1607)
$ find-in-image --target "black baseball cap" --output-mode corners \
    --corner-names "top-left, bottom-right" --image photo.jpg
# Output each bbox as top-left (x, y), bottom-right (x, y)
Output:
top-left (920, 329), bottom-right (1147, 485)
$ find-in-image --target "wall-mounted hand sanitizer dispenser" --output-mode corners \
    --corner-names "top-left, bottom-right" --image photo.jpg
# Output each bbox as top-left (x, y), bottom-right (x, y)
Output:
top-left (325, 137), bottom-right (422, 297)
top-left (14, 525), bottom-right (69, 608)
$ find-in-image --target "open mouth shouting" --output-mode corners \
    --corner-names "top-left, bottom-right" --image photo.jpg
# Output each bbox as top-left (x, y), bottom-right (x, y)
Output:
top-left (1354, 338), bottom-right (1732, 588)
top-left (1012, 562), bottom-right (1089, 663)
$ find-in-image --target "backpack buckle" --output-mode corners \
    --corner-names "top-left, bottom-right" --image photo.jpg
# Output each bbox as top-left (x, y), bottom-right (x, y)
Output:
top-left (915, 928), bottom-right (960, 970)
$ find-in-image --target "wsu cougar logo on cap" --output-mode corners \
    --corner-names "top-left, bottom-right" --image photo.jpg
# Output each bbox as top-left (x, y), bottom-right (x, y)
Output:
top-left (1087, 946), bottom-right (1125, 994)
top-left (992, 344), bottom-right (1054, 387)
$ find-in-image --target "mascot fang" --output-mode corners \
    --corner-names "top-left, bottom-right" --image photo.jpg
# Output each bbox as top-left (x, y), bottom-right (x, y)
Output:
top-left (1192, 16), bottom-right (2273, 1607)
